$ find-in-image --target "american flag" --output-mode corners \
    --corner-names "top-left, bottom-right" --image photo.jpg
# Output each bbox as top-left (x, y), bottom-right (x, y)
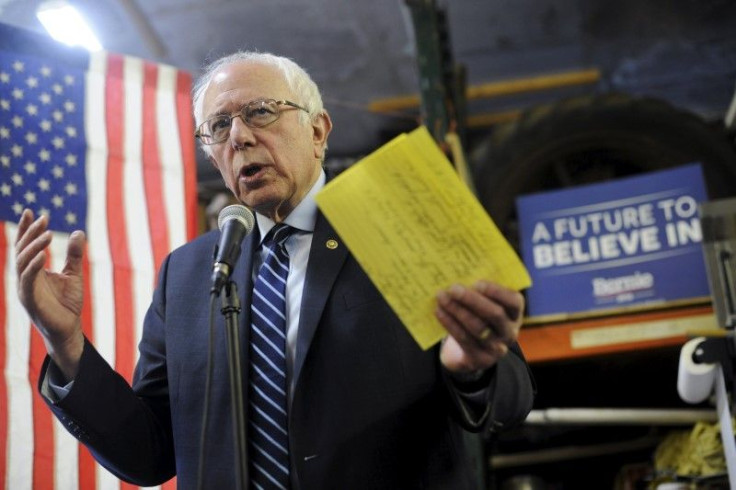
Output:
top-left (0, 23), bottom-right (198, 489)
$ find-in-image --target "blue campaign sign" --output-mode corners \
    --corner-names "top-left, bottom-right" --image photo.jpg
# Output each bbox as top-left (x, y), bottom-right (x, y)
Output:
top-left (516, 164), bottom-right (710, 317)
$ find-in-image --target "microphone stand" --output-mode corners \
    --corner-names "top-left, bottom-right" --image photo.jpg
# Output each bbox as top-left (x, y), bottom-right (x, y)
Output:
top-left (220, 280), bottom-right (248, 489)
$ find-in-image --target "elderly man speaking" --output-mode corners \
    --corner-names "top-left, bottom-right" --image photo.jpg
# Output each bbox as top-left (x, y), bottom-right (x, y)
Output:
top-left (15, 51), bottom-right (534, 489)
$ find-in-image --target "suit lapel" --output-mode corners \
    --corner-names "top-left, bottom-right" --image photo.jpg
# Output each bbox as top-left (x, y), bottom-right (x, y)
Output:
top-left (292, 211), bottom-right (348, 387)
top-left (235, 228), bottom-right (258, 359)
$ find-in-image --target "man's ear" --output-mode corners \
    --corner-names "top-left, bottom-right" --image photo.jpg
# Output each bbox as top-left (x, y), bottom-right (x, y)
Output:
top-left (312, 111), bottom-right (333, 159)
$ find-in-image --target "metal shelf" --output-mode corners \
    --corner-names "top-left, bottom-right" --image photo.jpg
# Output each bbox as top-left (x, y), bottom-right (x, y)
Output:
top-left (518, 304), bottom-right (717, 363)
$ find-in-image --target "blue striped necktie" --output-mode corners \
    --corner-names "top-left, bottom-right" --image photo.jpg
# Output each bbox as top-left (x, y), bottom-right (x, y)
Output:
top-left (249, 223), bottom-right (293, 489)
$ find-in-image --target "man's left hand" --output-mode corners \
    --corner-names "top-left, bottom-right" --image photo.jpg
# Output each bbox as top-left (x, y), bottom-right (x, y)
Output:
top-left (435, 281), bottom-right (524, 375)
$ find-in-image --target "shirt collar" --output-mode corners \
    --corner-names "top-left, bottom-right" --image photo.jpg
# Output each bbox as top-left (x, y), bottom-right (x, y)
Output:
top-left (255, 168), bottom-right (325, 243)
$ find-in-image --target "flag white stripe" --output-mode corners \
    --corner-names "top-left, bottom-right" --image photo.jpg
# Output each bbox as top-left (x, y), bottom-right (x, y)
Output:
top-left (122, 56), bottom-right (155, 369)
top-left (85, 51), bottom-right (116, 366)
top-left (4, 222), bottom-right (33, 490)
top-left (156, 65), bottom-right (187, 250)
top-left (53, 406), bottom-right (80, 490)
top-left (48, 234), bottom-right (80, 490)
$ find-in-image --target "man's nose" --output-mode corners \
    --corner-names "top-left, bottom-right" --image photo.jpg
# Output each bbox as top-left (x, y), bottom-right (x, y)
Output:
top-left (229, 115), bottom-right (257, 149)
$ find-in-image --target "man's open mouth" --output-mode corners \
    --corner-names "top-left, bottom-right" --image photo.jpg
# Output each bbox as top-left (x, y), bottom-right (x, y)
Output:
top-left (243, 165), bottom-right (262, 177)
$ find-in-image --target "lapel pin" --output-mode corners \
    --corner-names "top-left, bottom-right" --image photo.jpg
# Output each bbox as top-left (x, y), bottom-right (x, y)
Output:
top-left (326, 239), bottom-right (338, 249)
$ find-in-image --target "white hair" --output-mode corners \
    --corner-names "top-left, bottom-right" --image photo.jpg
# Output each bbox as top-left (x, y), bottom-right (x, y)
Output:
top-left (192, 51), bottom-right (326, 157)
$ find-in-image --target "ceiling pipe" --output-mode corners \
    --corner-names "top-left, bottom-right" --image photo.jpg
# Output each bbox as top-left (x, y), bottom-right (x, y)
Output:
top-left (369, 68), bottom-right (601, 112)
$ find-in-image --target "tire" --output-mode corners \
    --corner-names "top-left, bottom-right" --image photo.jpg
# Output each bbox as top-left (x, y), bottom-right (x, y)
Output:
top-left (472, 93), bottom-right (736, 249)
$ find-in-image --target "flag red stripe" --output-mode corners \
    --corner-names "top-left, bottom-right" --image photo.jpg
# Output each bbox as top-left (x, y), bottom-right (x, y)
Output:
top-left (162, 479), bottom-right (177, 489)
top-left (142, 62), bottom-right (170, 272)
top-left (78, 446), bottom-right (96, 490)
top-left (30, 255), bottom-right (54, 490)
top-left (104, 55), bottom-right (136, 386)
top-left (0, 229), bottom-right (8, 490)
top-left (175, 71), bottom-right (199, 240)
top-left (78, 248), bottom-right (96, 489)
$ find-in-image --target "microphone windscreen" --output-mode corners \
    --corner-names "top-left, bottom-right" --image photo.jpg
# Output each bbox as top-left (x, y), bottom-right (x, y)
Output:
top-left (218, 204), bottom-right (255, 234)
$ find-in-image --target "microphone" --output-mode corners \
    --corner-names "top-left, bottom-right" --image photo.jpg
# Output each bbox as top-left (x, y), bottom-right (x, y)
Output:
top-left (211, 204), bottom-right (256, 294)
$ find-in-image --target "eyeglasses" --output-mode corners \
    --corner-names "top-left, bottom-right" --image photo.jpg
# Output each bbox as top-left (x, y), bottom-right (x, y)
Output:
top-left (195, 98), bottom-right (310, 145)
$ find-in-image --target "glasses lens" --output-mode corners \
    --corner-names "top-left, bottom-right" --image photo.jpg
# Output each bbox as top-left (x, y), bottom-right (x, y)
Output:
top-left (207, 115), bottom-right (232, 143)
top-left (244, 99), bottom-right (280, 128)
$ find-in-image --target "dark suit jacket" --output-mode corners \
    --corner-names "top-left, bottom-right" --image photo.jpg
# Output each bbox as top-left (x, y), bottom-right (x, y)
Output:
top-left (42, 210), bottom-right (534, 489)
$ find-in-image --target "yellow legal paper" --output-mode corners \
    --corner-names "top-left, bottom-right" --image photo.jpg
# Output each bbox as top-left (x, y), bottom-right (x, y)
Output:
top-left (315, 126), bottom-right (531, 350)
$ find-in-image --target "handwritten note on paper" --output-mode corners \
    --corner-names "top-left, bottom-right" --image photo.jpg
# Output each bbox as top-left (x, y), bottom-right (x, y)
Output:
top-left (315, 126), bottom-right (531, 350)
